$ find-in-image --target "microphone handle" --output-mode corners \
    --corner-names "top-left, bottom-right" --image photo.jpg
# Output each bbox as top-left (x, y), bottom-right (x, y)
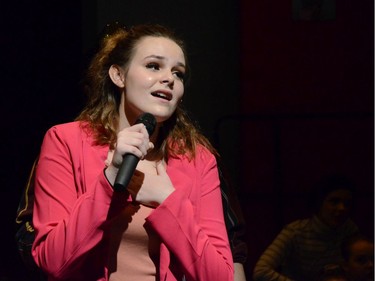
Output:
top-left (113, 153), bottom-right (139, 192)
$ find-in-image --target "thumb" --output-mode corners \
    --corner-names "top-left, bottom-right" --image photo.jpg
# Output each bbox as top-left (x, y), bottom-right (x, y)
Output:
top-left (155, 160), bottom-right (167, 175)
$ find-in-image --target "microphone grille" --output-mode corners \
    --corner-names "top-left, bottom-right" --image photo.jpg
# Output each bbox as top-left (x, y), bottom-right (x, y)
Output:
top-left (135, 113), bottom-right (157, 136)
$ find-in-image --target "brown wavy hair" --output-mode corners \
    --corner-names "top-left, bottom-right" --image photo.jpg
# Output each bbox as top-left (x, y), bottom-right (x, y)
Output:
top-left (76, 23), bottom-right (217, 161)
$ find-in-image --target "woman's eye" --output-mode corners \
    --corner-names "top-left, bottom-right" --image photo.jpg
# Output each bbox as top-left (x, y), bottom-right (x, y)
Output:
top-left (146, 63), bottom-right (160, 70)
top-left (173, 71), bottom-right (185, 81)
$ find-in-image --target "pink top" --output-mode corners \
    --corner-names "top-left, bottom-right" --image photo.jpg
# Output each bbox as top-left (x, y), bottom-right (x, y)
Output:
top-left (108, 204), bottom-right (156, 281)
top-left (32, 121), bottom-right (234, 281)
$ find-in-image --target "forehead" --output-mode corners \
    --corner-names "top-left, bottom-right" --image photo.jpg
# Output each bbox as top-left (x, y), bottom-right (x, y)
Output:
top-left (350, 240), bottom-right (374, 253)
top-left (325, 189), bottom-right (352, 200)
top-left (133, 36), bottom-right (185, 63)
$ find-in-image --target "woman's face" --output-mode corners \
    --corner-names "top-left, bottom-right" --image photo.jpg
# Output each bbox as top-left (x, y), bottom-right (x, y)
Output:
top-left (123, 36), bottom-right (186, 122)
top-left (317, 189), bottom-right (352, 228)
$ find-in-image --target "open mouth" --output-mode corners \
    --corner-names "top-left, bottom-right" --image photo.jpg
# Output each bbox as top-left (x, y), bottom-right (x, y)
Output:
top-left (151, 91), bottom-right (172, 101)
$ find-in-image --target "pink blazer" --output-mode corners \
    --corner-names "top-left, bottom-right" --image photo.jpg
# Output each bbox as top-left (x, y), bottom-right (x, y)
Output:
top-left (32, 121), bottom-right (234, 281)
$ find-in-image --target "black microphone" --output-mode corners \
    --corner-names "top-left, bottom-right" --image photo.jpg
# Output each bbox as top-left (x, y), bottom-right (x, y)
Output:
top-left (113, 113), bottom-right (156, 192)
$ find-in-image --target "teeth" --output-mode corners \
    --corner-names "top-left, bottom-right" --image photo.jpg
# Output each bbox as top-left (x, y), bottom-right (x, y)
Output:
top-left (152, 92), bottom-right (170, 100)
top-left (157, 93), bottom-right (167, 98)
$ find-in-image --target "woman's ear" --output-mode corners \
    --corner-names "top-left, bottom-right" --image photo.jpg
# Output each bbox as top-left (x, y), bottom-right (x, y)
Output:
top-left (109, 65), bottom-right (125, 88)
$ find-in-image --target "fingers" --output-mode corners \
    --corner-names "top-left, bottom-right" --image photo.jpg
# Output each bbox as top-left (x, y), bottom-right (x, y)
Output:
top-left (148, 142), bottom-right (154, 151)
top-left (117, 124), bottom-right (152, 157)
top-left (110, 124), bottom-right (154, 169)
top-left (133, 123), bottom-right (154, 156)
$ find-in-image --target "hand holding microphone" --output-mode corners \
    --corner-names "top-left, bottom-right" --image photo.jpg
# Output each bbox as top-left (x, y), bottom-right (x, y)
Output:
top-left (113, 113), bottom-right (156, 192)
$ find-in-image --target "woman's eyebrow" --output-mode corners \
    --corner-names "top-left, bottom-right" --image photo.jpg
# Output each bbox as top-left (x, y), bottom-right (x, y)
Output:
top-left (144, 55), bottom-right (185, 68)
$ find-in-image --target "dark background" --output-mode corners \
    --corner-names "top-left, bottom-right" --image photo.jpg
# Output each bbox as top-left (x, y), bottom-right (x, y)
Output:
top-left (1, 0), bottom-right (373, 280)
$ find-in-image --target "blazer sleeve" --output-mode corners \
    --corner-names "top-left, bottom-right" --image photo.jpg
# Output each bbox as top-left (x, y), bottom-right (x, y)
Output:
top-left (31, 125), bottom-right (116, 279)
top-left (145, 149), bottom-right (234, 281)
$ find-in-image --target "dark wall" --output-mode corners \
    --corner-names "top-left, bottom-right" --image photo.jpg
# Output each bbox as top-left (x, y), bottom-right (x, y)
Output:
top-left (1, 1), bottom-right (83, 280)
top-left (225, 0), bottom-right (374, 277)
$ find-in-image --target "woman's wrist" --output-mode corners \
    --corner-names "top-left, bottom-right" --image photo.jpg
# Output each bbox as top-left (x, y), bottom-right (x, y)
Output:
top-left (104, 164), bottom-right (119, 186)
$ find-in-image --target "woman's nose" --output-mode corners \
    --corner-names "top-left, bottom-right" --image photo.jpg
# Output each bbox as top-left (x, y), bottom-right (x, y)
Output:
top-left (160, 72), bottom-right (174, 87)
top-left (336, 202), bottom-right (347, 211)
